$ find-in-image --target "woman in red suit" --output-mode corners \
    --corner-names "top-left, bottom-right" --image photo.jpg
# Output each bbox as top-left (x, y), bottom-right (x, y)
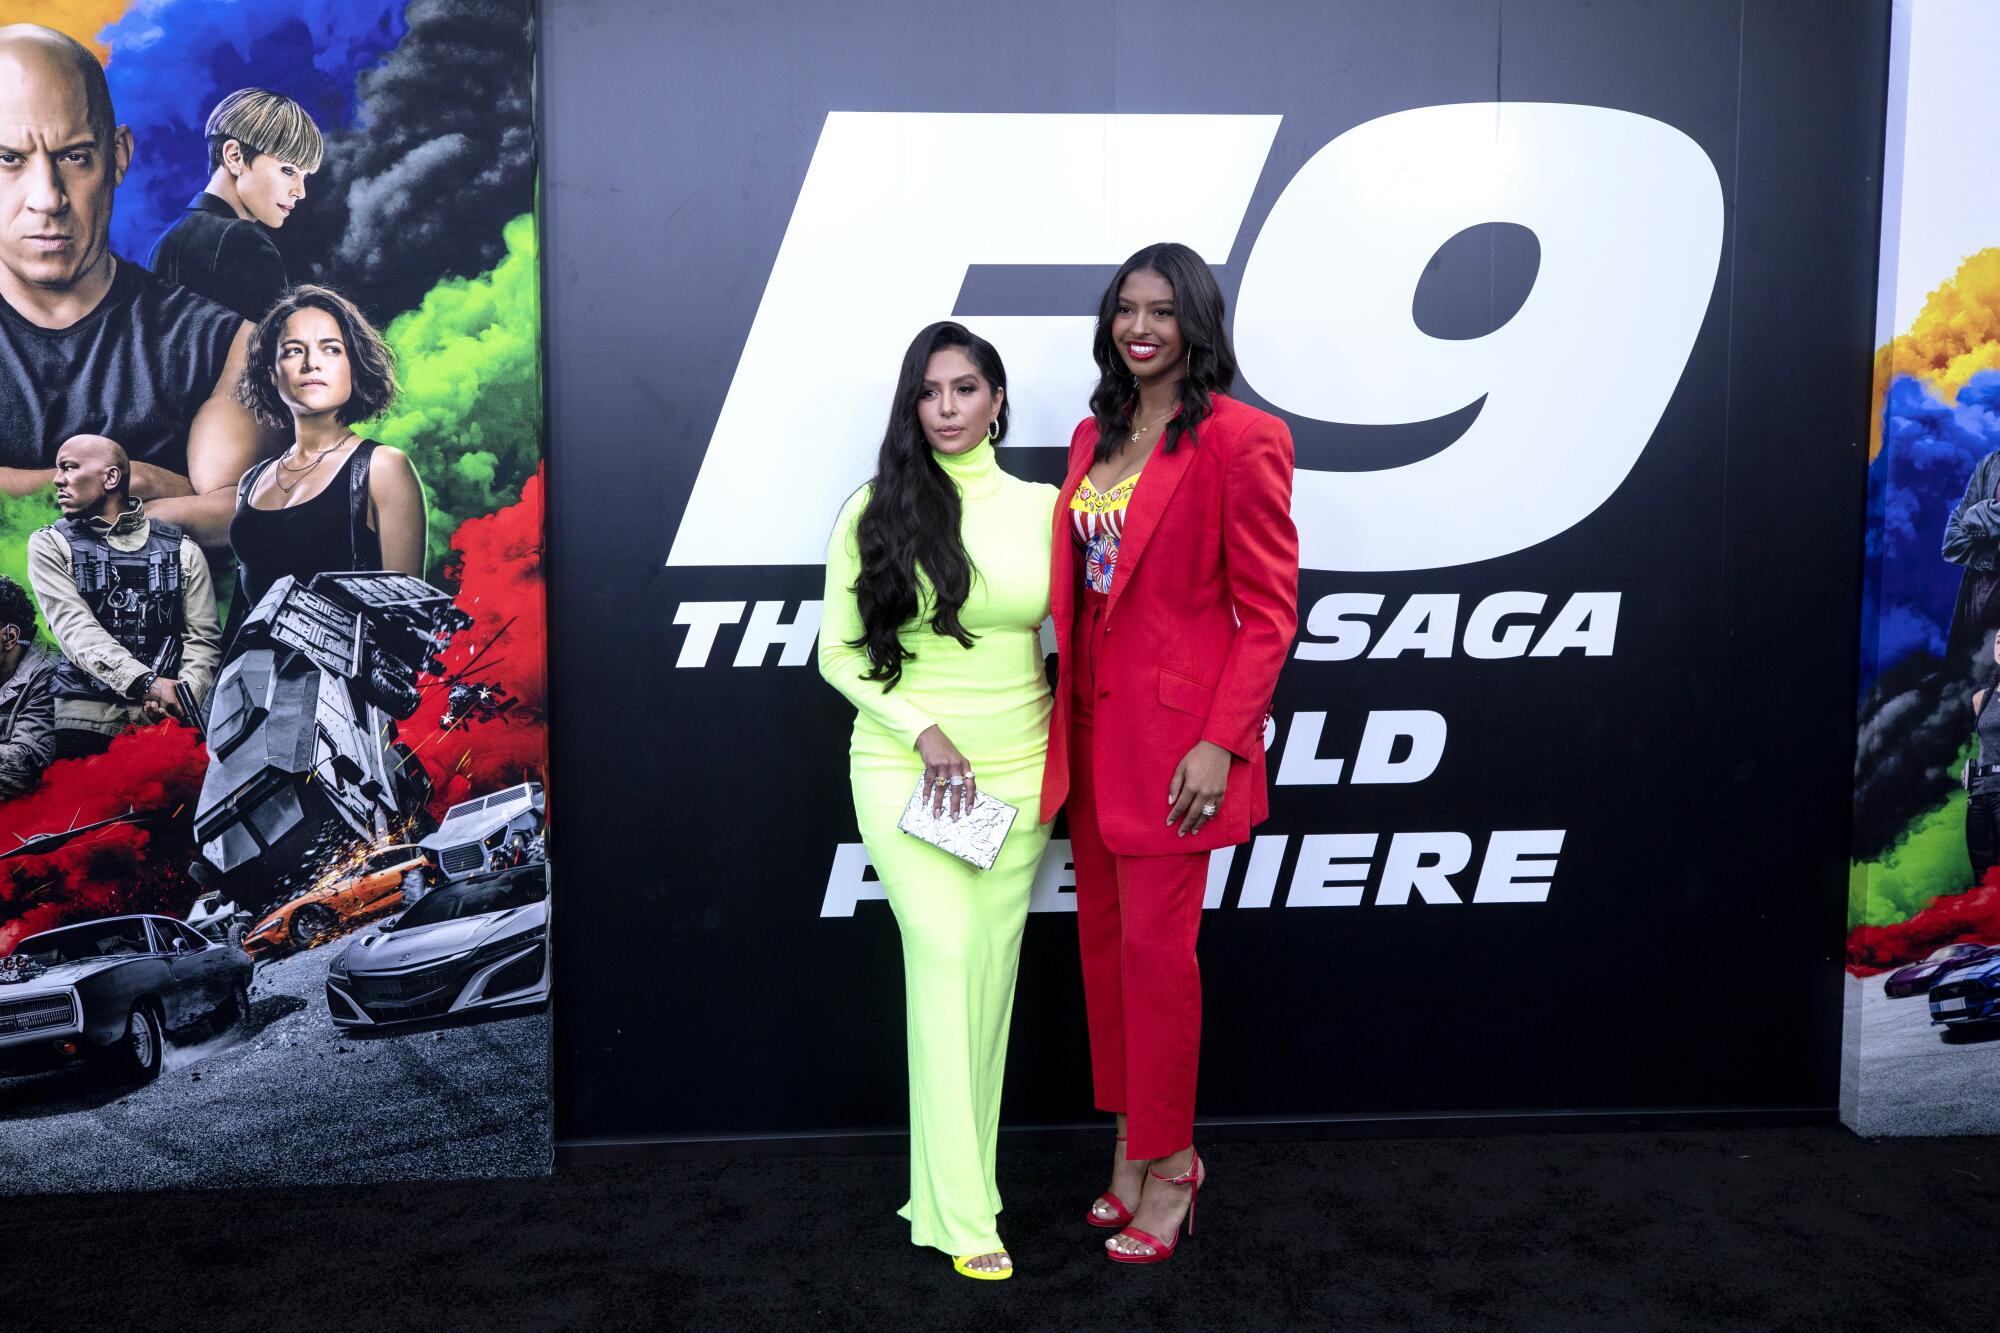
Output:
top-left (1043, 242), bottom-right (1299, 1264)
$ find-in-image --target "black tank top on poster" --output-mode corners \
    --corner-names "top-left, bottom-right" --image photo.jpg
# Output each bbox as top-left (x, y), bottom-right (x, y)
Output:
top-left (229, 441), bottom-right (383, 616)
top-left (0, 258), bottom-right (240, 471)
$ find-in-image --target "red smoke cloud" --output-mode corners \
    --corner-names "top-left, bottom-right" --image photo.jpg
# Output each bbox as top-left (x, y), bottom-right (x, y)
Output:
top-left (0, 725), bottom-right (206, 953)
top-left (0, 471), bottom-right (549, 951)
top-left (1847, 878), bottom-right (2000, 975)
top-left (412, 466), bottom-right (549, 817)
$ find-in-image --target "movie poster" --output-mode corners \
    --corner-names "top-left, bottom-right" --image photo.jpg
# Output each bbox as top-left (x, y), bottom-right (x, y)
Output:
top-left (1846, 0), bottom-right (2000, 1133)
top-left (0, 0), bottom-right (550, 1192)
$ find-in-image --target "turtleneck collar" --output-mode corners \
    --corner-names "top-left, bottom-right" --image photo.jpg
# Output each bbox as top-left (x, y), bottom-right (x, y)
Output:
top-left (84, 495), bottom-right (147, 535)
top-left (932, 437), bottom-right (1002, 498)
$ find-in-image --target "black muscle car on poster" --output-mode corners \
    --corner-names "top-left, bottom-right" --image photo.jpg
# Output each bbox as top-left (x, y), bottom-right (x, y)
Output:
top-left (0, 915), bottom-right (253, 1085)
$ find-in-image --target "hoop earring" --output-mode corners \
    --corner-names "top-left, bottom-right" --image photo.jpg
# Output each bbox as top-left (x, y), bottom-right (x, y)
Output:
top-left (986, 420), bottom-right (999, 441)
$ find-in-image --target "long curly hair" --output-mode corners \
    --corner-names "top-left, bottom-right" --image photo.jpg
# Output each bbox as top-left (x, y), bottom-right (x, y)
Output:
top-left (1088, 242), bottom-right (1238, 464)
top-left (849, 322), bottom-right (1010, 690)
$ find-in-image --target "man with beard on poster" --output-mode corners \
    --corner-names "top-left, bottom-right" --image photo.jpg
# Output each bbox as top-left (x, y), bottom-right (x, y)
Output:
top-left (0, 24), bottom-right (284, 545)
top-left (25, 434), bottom-right (220, 758)
top-left (0, 573), bottom-right (57, 797)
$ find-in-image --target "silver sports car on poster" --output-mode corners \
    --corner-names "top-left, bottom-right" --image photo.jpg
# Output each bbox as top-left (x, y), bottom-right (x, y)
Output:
top-left (324, 863), bottom-right (549, 1028)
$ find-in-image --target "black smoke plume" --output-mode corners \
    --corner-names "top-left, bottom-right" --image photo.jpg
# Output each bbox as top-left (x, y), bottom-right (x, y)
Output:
top-left (1853, 642), bottom-right (1992, 859)
top-left (283, 0), bottom-right (537, 323)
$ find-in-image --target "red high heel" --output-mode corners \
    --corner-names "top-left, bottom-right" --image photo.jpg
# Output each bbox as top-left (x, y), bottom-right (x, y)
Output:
top-left (1106, 1151), bottom-right (1204, 1264)
top-left (1086, 1134), bottom-right (1135, 1228)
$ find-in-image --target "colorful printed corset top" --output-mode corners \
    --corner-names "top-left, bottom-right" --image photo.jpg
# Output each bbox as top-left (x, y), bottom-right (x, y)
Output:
top-left (1071, 471), bottom-right (1140, 595)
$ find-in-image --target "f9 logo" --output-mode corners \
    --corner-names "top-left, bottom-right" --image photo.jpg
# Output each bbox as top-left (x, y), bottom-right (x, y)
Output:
top-left (668, 107), bottom-right (1724, 572)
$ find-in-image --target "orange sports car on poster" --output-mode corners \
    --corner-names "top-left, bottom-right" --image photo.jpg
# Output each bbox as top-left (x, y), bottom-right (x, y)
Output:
top-left (241, 845), bottom-right (431, 958)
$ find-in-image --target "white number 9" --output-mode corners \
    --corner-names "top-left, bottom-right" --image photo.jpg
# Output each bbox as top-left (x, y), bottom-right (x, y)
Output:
top-left (1236, 102), bottom-right (1725, 572)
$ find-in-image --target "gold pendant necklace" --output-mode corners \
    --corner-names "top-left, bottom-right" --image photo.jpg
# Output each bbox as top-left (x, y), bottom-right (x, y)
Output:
top-left (1129, 406), bottom-right (1174, 443)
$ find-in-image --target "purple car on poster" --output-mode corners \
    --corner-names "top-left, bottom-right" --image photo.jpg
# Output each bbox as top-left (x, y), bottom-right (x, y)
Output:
top-left (1884, 942), bottom-right (2000, 998)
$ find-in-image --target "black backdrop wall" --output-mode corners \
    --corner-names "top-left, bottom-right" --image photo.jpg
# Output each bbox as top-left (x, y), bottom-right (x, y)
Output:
top-left (541, 0), bottom-right (1887, 1146)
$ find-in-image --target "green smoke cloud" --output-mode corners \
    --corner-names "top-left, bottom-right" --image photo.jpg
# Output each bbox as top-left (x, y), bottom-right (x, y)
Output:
top-left (0, 491), bottom-right (62, 643)
top-left (363, 212), bottom-right (544, 574)
top-left (1850, 776), bottom-right (1976, 930)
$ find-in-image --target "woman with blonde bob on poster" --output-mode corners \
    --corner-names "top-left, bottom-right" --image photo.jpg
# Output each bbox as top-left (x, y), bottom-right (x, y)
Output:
top-left (148, 87), bottom-right (324, 322)
top-left (819, 321), bottom-right (1056, 1281)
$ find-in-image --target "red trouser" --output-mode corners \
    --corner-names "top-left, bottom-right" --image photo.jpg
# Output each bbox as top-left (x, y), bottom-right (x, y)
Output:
top-left (1070, 589), bottom-right (1207, 1160)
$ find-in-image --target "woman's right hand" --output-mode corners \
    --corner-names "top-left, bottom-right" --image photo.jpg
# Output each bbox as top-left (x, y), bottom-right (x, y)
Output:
top-left (915, 724), bottom-right (977, 819)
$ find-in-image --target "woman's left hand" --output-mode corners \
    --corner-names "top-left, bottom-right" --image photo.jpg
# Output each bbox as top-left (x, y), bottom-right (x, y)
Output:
top-left (1167, 740), bottom-right (1232, 837)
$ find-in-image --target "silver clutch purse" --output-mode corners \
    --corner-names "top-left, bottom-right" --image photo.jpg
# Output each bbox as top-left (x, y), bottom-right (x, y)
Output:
top-left (898, 779), bottom-right (1019, 871)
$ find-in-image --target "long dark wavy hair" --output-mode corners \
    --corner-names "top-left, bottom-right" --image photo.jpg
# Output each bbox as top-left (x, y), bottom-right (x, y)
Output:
top-left (849, 322), bottom-right (1010, 690)
top-left (1088, 242), bottom-right (1237, 463)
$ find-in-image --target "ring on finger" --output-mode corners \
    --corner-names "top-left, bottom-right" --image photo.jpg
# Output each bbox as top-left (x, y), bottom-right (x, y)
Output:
top-left (1201, 802), bottom-right (1218, 817)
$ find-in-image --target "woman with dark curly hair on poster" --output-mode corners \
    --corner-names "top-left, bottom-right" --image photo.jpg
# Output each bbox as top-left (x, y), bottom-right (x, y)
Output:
top-left (1043, 243), bottom-right (1300, 1264)
top-left (225, 283), bottom-right (426, 655)
top-left (819, 321), bottom-right (1056, 1282)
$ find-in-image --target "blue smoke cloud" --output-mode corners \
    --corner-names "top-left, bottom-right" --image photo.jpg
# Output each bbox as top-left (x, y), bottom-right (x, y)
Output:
top-left (100, 0), bottom-right (407, 261)
top-left (1860, 371), bottom-right (2000, 696)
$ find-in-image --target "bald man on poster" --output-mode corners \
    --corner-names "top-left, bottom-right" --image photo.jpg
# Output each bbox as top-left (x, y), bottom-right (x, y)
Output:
top-left (0, 23), bottom-right (284, 545)
top-left (26, 435), bottom-right (219, 759)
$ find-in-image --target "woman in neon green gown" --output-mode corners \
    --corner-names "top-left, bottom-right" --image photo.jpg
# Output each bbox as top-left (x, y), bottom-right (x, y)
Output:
top-left (819, 321), bottom-right (1055, 1280)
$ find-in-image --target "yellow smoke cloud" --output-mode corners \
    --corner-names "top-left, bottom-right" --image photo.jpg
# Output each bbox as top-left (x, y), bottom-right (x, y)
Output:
top-left (1875, 248), bottom-right (2000, 462)
top-left (18, 2), bottom-right (127, 60)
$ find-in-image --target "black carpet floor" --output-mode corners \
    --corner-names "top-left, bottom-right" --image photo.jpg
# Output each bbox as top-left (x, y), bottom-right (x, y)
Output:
top-left (8, 1125), bottom-right (1997, 1332)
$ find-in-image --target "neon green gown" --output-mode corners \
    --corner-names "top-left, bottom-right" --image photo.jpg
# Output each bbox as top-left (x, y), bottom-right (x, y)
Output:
top-left (819, 438), bottom-right (1055, 1257)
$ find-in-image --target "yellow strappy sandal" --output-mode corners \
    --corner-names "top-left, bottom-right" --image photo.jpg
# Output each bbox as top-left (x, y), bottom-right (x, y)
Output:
top-left (951, 1251), bottom-right (1015, 1281)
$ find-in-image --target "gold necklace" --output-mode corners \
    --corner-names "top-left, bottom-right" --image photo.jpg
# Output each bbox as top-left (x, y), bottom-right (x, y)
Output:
top-left (1128, 406), bottom-right (1175, 443)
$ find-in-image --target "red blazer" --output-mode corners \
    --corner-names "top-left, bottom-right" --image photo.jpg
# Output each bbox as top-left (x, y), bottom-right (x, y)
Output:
top-left (1040, 393), bottom-right (1300, 856)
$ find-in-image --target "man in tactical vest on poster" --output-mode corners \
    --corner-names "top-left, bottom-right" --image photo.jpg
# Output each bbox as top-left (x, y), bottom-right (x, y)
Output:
top-left (25, 435), bottom-right (219, 758)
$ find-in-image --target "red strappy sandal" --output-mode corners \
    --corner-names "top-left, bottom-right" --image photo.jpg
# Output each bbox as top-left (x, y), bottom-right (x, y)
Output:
top-left (1086, 1134), bottom-right (1136, 1228)
top-left (1106, 1151), bottom-right (1204, 1264)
